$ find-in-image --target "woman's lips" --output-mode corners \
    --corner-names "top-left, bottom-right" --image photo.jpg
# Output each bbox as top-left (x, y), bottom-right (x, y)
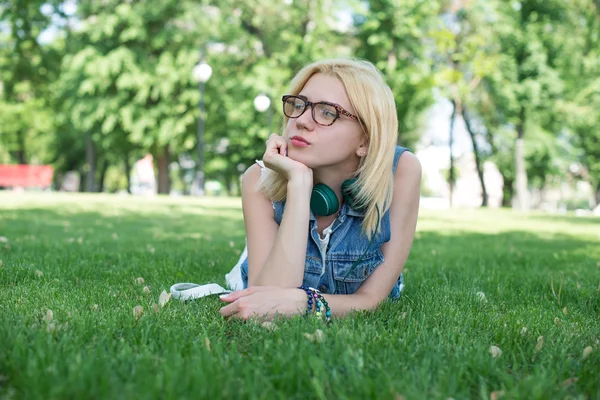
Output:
top-left (290, 136), bottom-right (310, 148)
top-left (291, 139), bottom-right (310, 148)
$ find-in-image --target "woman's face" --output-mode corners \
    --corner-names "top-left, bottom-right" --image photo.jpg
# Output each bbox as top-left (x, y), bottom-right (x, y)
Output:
top-left (284, 73), bottom-right (365, 169)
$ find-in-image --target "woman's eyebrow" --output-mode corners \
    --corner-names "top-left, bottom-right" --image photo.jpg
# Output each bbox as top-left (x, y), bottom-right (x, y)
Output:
top-left (297, 94), bottom-right (309, 100)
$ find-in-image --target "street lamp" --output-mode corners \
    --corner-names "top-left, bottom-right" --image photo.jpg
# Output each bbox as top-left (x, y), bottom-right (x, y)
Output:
top-left (192, 59), bottom-right (212, 196)
top-left (254, 94), bottom-right (270, 113)
top-left (254, 93), bottom-right (273, 133)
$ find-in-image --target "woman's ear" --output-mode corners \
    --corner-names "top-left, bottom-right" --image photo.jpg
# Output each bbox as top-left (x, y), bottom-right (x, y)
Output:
top-left (356, 144), bottom-right (368, 158)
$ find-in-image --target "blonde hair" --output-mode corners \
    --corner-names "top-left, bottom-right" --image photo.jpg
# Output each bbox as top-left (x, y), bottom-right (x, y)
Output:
top-left (258, 58), bottom-right (398, 239)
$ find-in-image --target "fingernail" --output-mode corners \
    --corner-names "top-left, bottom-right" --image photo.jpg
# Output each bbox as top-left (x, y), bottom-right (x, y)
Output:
top-left (219, 294), bottom-right (229, 299)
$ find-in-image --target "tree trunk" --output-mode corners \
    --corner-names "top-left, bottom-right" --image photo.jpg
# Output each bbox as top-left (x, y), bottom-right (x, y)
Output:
top-left (195, 81), bottom-right (207, 196)
top-left (16, 130), bottom-right (27, 164)
top-left (97, 159), bottom-right (109, 193)
top-left (502, 177), bottom-right (514, 207)
top-left (462, 105), bottom-right (488, 207)
top-left (157, 145), bottom-right (170, 194)
top-left (234, 170), bottom-right (242, 197)
top-left (124, 152), bottom-right (131, 193)
top-left (85, 132), bottom-right (96, 192)
top-left (595, 183), bottom-right (600, 208)
top-left (448, 99), bottom-right (457, 207)
top-left (514, 107), bottom-right (529, 210)
top-left (224, 170), bottom-right (232, 196)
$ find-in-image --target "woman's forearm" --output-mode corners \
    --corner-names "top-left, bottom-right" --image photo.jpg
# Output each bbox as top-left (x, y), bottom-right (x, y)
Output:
top-left (251, 178), bottom-right (312, 287)
top-left (319, 292), bottom-right (380, 318)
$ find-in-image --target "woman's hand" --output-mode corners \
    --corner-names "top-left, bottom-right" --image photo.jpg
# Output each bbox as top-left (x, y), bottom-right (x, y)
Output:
top-left (219, 286), bottom-right (307, 321)
top-left (262, 134), bottom-right (313, 185)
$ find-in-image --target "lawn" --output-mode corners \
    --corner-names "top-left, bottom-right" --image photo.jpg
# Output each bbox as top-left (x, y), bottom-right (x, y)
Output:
top-left (0, 192), bottom-right (598, 400)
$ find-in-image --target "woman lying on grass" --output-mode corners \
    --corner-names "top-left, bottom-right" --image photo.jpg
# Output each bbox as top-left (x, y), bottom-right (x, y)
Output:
top-left (219, 58), bottom-right (421, 321)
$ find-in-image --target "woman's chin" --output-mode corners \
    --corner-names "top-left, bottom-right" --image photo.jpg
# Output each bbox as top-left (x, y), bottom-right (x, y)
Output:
top-left (286, 152), bottom-right (313, 168)
top-left (285, 150), bottom-right (301, 161)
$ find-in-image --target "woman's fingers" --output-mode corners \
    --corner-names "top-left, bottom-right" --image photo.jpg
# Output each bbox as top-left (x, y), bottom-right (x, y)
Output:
top-left (265, 134), bottom-right (287, 157)
top-left (220, 287), bottom-right (254, 302)
top-left (262, 134), bottom-right (312, 184)
top-left (220, 286), bottom-right (278, 304)
top-left (263, 134), bottom-right (294, 175)
top-left (220, 297), bottom-right (256, 320)
top-left (219, 301), bottom-right (239, 317)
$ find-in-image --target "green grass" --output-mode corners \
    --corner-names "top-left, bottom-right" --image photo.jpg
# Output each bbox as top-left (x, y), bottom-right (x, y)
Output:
top-left (0, 192), bottom-right (599, 400)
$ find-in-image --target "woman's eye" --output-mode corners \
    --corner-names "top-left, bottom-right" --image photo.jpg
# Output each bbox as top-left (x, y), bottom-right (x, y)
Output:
top-left (321, 108), bottom-right (336, 118)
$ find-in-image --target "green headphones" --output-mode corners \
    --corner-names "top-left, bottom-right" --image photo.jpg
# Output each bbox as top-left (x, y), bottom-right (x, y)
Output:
top-left (310, 178), bottom-right (362, 216)
top-left (309, 178), bottom-right (381, 283)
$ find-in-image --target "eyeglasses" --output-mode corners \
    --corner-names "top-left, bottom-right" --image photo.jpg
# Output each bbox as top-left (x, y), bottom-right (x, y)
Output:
top-left (282, 95), bottom-right (360, 126)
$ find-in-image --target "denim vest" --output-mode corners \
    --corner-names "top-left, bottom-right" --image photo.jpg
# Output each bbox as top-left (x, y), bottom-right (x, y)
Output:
top-left (241, 145), bottom-right (410, 300)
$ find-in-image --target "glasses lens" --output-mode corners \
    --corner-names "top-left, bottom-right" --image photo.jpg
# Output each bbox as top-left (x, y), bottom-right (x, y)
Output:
top-left (283, 97), bottom-right (305, 118)
top-left (314, 103), bottom-right (338, 125)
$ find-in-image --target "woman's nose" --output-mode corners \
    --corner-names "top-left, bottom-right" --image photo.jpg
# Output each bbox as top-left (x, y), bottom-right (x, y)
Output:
top-left (295, 106), bottom-right (315, 130)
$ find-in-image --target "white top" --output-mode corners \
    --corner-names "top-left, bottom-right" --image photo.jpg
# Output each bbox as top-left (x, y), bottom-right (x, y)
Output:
top-left (255, 160), bottom-right (275, 209)
top-left (317, 220), bottom-right (335, 244)
top-left (315, 220), bottom-right (335, 274)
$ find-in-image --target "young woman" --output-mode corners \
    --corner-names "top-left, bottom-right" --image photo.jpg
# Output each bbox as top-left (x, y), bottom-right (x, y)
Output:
top-left (219, 58), bottom-right (421, 321)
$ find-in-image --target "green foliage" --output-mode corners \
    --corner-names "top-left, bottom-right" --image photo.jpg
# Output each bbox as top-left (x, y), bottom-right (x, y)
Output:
top-left (55, 0), bottom-right (207, 154)
top-left (552, 0), bottom-right (600, 196)
top-left (0, 0), bottom-right (62, 164)
top-left (354, 0), bottom-right (441, 147)
top-left (0, 91), bottom-right (55, 164)
top-left (524, 127), bottom-right (562, 190)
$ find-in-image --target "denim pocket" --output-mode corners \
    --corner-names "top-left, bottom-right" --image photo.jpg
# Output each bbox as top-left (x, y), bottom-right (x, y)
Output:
top-left (332, 251), bottom-right (384, 294)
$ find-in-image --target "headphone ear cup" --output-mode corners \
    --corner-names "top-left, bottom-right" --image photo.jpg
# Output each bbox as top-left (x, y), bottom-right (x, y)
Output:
top-left (341, 178), bottom-right (363, 211)
top-left (311, 184), bottom-right (339, 216)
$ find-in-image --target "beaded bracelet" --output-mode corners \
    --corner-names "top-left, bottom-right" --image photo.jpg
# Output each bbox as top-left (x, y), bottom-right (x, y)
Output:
top-left (298, 285), bottom-right (314, 316)
top-left (298, 285), bottom-right (332, 323)
top-left (314, 292), bottom-right (332, 323)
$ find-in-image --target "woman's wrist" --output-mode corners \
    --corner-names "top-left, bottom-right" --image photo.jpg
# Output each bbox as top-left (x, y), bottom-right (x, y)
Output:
top-left (294, 288), bottom-right (309, 312)
top-left (287, 171), bottom-right (313, 192)
top-left (286, 180), bottom-right (312, 198)
top-left (297, 285), bottom-right (332, 323)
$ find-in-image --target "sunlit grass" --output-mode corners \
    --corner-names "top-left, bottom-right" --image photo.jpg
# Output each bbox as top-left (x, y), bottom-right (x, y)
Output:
top-left (0, 192), bottom-right (598, 399)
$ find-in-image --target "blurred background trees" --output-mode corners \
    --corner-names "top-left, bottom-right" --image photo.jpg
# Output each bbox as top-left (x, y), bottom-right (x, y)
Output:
top-left (1, 0), bottom-right (598, 209)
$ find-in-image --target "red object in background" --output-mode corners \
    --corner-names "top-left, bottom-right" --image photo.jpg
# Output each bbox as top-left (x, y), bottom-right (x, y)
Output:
top-left (0, 165), bottom-right (54, 188)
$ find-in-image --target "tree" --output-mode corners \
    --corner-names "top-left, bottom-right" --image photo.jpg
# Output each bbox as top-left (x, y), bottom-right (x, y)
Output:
top-left (484, 0), bottom-right (569, 210)
top-left (353, 0), bottom-right (442, 149)
top-left (54, 0), bottom-right (217, 193)
top-left (554, 0), bottom-right (600, 206)
top-left (433, 0), bottom-right (502, 207)
top-left (0, 0), bottom-right (62, 167)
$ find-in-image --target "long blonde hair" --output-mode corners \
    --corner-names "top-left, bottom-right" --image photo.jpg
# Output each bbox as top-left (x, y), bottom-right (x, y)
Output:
top-left (258, 58), bottom-right (398, 239)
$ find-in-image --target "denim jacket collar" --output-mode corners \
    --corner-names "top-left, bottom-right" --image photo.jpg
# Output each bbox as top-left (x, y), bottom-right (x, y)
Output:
top-left (308, 201), bottom-right (365, 222)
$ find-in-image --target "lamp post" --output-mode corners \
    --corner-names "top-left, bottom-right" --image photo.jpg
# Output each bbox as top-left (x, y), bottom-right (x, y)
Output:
top-left (192, 58), bottom-right (212, 195)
